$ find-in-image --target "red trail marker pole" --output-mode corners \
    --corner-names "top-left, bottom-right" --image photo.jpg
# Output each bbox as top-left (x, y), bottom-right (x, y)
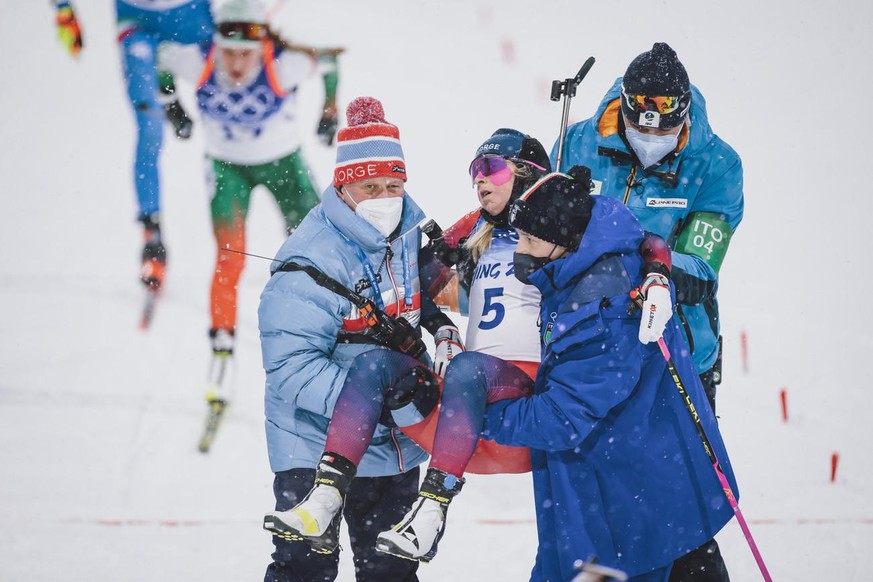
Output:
top-left (779, 388), bottom-right (788, 422)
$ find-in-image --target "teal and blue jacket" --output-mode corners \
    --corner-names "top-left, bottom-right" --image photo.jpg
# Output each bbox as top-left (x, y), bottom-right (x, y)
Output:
top-left (554, 78), bottom-right (744, 373)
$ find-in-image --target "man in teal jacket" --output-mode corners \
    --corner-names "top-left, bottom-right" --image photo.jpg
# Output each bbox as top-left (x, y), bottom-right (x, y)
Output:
top-left (555, 43), bottom-right (743, 408)
top-left (554, 42), bottom-right (742, 582)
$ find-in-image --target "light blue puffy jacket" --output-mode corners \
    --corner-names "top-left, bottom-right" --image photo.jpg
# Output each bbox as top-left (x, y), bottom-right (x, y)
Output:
top-left (259, 186), bottom-right (432, 477)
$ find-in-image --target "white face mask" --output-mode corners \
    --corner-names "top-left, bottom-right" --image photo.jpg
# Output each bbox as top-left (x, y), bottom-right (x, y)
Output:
top-left (625, 125), bottom-right (680, 168)
top-left (345, 191), bottom-right (404, 238)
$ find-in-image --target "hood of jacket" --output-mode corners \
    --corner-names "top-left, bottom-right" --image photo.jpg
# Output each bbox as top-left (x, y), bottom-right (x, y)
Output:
top-left (529, 196), bottom-right (644, 295)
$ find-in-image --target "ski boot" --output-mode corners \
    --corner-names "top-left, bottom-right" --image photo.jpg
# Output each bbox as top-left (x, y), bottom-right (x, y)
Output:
top-left (140, 214), bottom-right (166, 290)
top-left (206, 327), bottom-right (234, 403)
top-left (263, 452), bottom-right (357, 554)
top-left (198, 328), bottom-right (235, 453)
top-left (375, 468), bottom-right (464, 562)
top-left (210, 327), bottom-right (235, 356)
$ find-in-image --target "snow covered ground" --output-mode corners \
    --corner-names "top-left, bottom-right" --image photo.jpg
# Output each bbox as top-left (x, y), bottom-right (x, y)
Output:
top-left (2, 0), bottom-right (872, 580)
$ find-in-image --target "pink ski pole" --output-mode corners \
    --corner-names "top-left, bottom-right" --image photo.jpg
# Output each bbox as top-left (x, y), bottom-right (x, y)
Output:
top-left (655, 338), bottom-right (772, 581)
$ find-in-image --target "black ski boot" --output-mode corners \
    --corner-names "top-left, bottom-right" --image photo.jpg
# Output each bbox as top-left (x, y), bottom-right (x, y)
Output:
top-left (140, 214), bottom-right (166, 289)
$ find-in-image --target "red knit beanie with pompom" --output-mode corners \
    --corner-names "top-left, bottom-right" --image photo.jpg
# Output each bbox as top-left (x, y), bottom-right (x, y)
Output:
top-left (334, 96), bottom-right (407, 187)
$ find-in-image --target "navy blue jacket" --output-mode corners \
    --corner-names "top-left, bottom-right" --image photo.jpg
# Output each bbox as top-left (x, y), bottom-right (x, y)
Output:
top-left (483, 197), bottom-right (737, 580)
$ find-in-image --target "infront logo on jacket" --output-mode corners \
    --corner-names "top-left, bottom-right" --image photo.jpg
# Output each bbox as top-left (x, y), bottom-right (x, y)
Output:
top-left (646, 197), bottom-right (687, 208)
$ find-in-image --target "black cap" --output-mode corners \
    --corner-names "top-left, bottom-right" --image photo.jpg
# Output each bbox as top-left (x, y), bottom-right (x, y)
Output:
top-left (509, 166), bottom-right (594, 251)
top-left (621, 42), bottom-right (691, 129)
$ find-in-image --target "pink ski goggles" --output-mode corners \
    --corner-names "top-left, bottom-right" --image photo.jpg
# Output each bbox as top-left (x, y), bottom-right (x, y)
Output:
top-left (469, 155), bottom-right (546, 186)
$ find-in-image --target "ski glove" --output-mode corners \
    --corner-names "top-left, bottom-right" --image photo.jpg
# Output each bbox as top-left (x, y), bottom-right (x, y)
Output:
top-left (55, 2), bottom-right (83, 57)
top-left (432, 325), bottom-right (464, 377)
top-left (316, 112), bottom-right (338, 146)
top-left (637, 232), bottom-right (673, 344)
top-left (381, 366), bottom-right (440, 428)
top-left (637, 273), bottom-right (673, 344)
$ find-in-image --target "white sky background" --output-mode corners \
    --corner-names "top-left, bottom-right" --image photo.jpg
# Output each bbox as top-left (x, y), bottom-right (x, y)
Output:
top-left (2, 0), bottom-right (872, 580)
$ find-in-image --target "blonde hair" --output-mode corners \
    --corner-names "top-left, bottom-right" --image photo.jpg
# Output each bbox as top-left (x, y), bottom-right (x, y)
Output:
top-left (464, 160), bottom-right (534, 262)
top-left (465, 222), bottom-right (495, 263)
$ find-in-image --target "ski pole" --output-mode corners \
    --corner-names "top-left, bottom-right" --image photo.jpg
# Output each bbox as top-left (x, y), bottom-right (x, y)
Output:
top-left (652, 334), bottom-right (773, 581)
top-left (551, 57), bottom-right (595, 172)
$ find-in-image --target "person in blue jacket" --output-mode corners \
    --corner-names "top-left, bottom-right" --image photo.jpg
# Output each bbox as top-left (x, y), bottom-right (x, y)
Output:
top-left (51, 0), bottom-right (215, 289)
top-left (555, 42), bottom-right (743, 582)
top-left (258, 96), bottom-right (456, 582)
top-left (555, 42), bottom-right (743, 419)
top-left (485, 166), bottom-right (737, 581)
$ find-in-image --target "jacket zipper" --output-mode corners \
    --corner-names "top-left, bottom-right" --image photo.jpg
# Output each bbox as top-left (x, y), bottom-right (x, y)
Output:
top-left (390, 428), bottom-right (405, 473)
top-left (623, 166), bottom-right (638, 205)
top-left (384, 244), bottom-right (406, 472)
top-left (384, 246), bottom-right (402, 316)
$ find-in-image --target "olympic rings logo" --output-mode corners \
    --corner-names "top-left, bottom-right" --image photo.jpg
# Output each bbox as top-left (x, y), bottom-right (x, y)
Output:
top-left (197, 82), bottom-right (282, 127)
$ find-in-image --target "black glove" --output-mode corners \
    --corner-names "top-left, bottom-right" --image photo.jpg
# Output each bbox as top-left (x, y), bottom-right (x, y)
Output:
top-left (380, 366), bottom-right (440, 428)
top-left (164, 99), bottom-right (193, 140)
top-left (316, 113), bottom-right (338, 146)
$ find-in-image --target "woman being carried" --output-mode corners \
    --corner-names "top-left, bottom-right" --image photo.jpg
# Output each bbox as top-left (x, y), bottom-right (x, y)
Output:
top-left (262, 129), bottom-right (551, 555)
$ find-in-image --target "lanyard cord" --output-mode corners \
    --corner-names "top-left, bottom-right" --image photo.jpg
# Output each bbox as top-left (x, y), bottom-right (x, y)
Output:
top-left (323, 216), bottom-right (412, 311)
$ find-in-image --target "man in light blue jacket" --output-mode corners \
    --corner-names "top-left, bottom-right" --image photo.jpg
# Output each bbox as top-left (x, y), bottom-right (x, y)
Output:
top-left (555, 42), bottom-right (743, 582)
top-left (258, 97), bottom-right (454, 582)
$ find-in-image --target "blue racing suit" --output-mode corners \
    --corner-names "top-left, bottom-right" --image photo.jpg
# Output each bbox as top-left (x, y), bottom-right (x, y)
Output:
top-left (115, 0), bottom-right (214, 220)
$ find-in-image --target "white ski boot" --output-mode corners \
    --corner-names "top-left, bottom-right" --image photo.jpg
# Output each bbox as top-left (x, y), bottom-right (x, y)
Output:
top-left (375, 468), bottom-right (464, 562)
top-left (263, 452), bottom-right (357, 554)
top-left (198, 329), bottom-right (235, 453)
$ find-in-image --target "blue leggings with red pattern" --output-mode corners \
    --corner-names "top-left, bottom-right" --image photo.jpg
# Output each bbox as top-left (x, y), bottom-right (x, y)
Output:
top-left (325, 349), bottom-right (533, 477)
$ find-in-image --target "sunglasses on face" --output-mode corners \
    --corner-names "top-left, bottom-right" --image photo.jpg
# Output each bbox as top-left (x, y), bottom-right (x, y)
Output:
top-left (217, 22), bottom-right (266, 42)
top-left (470, 155), bottom-right (514, 186)
top-left (470, 155), bottom-right (547, 186)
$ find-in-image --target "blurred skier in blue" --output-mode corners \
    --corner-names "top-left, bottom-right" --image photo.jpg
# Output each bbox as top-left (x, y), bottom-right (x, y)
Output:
top-left (51, 0), bottom-right (215, 289)
top-left (554, 44), bottom-right (742, 580)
